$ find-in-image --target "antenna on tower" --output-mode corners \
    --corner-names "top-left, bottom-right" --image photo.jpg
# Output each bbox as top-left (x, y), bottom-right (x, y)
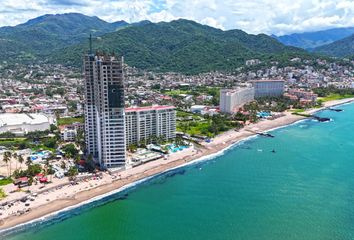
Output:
top-left (89, 33), bottom-right (93, 54)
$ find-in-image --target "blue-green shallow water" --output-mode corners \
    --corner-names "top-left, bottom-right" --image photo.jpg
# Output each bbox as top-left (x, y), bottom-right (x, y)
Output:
top-left (4, 103), bottom-right (354, 240)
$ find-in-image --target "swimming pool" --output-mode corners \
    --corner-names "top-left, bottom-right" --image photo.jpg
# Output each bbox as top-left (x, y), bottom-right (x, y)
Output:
top-left (30, 151), bottom-right (51, 161)
top-left (167, 144), bottom-right (188, 153)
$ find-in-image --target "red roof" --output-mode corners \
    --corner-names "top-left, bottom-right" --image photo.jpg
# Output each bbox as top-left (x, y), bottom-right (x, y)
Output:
top-left (39, 177), bottom-right (48, 183)
top-left (125, 105), bottom-right (175, 112)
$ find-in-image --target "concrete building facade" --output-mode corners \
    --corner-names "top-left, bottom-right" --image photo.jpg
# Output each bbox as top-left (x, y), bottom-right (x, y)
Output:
top-left (61, 128), bottom-right (77, 142)
top-left (84, 54), bottom-right (126, 169)
top-left (125, 106), bottom-right (176, 146)
top-left (220, 88), bottom-right (255, 113)
top-left (250, 80), bottom-right (285, 98)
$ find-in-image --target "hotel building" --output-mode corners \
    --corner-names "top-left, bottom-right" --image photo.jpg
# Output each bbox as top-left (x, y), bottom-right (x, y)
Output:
top-left (84, 53), bottom-right (126, 169)
top-left (250, 80), bottom-right (285, 98)
top-left (125, 106), bottom-right (176, 146)
top-left (219, 87), bottom-right (255, 113)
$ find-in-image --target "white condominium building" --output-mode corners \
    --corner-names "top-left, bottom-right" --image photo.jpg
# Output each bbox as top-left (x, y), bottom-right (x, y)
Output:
top-left (250, 80), bottom-right (285, 98)
top-left (220, 88), bottom-right (255, 113)
top-left (84, 53), bottom-right (126, 169)
top-left (61, 128), bottom-right (77, 142)
top-left (125, 106), bottom-right (176, 146)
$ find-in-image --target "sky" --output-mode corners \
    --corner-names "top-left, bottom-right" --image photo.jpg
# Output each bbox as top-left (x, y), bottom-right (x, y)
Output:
top-left (1, 0), bottom-right (354, 35)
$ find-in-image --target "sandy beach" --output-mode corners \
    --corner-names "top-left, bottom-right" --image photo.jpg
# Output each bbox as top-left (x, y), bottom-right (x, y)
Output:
top-left (1, 97), bottom-right (353, 231)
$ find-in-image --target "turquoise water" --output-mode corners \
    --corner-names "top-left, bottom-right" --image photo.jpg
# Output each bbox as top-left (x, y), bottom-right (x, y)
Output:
top-left (168, 144), bottom-right (188, 152)
top-left (4, 103), bottom-right (354, 240)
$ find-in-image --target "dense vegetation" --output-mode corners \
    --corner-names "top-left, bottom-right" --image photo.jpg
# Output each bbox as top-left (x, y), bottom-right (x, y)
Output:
top-left (313, 33), bottom-right (354, 57)
top-left (52, 19), bottom-right (311, 74)
top-left (0, 129), bottom-right (59, 151)
top-left (177, 111), bottom-right (242, 137)
top-left (313, 86), bottom-right (354, 101)
top-left (0, 12), bottom-right (314, 74)
top-left (0, 13), bottom-right (128, 63)
top-left (243, 96), bottom-right (299, 112)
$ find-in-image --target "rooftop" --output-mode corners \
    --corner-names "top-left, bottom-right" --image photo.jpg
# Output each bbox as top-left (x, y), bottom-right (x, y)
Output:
top-left (0, 113), bottom-right (50, 127)
top-left (249, 79), bottom-right (284, 83)
top-left (125, 105), bottom-right (175, 113)
top-left (221, 87), bottom-right (254, 94)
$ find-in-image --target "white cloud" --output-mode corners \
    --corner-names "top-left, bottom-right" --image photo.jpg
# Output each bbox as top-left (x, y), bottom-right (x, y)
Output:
top-left (200, 17), bottom-right (224, 30)
top-left (1, 0), bottom-right (354, 35)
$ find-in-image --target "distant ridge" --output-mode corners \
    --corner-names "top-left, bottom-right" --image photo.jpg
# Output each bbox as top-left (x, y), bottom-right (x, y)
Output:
top-left (0, 13), bottom-right (128, 61)
top-left (274, 27), bottom-right (354, 50)
top-left (1, 13), bottom-right (311, 74)
top-left (313, 33), bottom-right (354, 57)
top-left (50, 18), bottom-right (310, 74)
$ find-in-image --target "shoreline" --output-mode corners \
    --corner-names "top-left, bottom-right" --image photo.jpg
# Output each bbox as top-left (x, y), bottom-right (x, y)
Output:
top-left (1, 97), bottom-right (353, 233)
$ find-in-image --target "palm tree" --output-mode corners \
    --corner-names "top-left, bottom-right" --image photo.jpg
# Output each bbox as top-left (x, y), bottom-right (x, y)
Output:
top-left (13, 152), bottom-right (18, 171)
top-left (18, 155), bottom-right (24, 170)
top-left (75, 130), bottom-right (85, 150)
top-left (86, 154), bottom-right (95, 172)
top-left (180, 122), bottom-right (189, 135)
top-left (67, 166), bottom-right (78, 181)
top-left (60, 161), bottom-right (66, 171)
top-left (2, 153), bottom-right (10, 177)
top-left (44, 158), bottom-right (50, 176)
top-left (27, 176), bottom-right (34, 192)
top-left (26, 156), bottom-right (32, 167)
top-left (138, 139), bottom-right (146, 148)
top-left (74, 155), bottom-right (80, 165)
top-left (175, 136), bottom-right (184, 147)
top-left (150, 135), bottom-right (158, 144)
top-left (128, 144), bottom-right (137, 153)
top-left (5, 151), bottom-right (12, 176)
top-left (48, 165), bottom-right (54, 182)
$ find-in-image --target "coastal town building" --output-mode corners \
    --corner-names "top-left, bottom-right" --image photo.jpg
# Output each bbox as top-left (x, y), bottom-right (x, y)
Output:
top-left (245, 59), bottom-right (261, 66)
top-left (219, 88), bottom-right (255, 113)
top-left (125, 106), bottom-right (176, 146)
top-left (60, 128), bottom-right (77, 142)
top-left (190, 105), bottom-right (207, 113)
top-left (0, 113), bottom-right (53, 136)
top-left (59, 123), bottom-right (83, 142)
top-left (84, 53), bottom-right (126, 169)
top-left (250, 80), bottom-right (285, 98)
top-left (286, 89), bottom-right (318, 102)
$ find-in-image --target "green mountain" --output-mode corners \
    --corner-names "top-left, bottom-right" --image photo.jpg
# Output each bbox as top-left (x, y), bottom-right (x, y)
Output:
top-left (51, 19), bottom-right (308, 74)
top-left (0, 14), bottom-right (312, 74)
top-left (274, 27), bottom-right (354, 50)
top-left (0, 13), bottom-right (128, 61)
top-left (313, 33), bottom-right (354, 57)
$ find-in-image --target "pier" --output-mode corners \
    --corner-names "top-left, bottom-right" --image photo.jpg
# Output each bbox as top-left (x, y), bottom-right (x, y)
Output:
top-left (326, 108), bottom-right (343, 112)
top-left (312, 116), bottom-right (331, 122)
top-left (293, 112), bottom-right (331, 122)
top-left (245, 130), bottom-right (275, 138)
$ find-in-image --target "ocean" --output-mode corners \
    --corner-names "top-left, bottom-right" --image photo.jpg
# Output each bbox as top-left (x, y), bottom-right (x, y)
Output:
top-left (4, 103), bottom-right (354, 240)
